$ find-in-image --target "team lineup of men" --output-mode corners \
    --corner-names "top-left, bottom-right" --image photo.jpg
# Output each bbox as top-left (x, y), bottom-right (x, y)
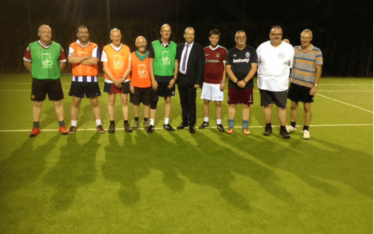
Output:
top-left (23, 24), bottom-right (323, 140)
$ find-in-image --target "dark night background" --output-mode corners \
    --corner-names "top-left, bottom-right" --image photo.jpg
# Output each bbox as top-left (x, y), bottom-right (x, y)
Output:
top-left (0, 0), bottom-right (372, 76)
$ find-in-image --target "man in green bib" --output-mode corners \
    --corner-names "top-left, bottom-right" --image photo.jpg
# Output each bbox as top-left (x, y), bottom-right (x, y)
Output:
top-left (23, 24), bottom-right (69, 137)
top-left (147, 24), bottom-right (179, 134)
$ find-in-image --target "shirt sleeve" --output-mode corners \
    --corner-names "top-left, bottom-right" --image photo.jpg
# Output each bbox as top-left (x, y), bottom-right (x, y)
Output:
top-left (225, 50), bottom-right (232, 65)
top-left (222, 48), bottom-right (227, 63)
top-left (149, 44), bottom-right (155, 58)
top-left (23, 46), bottom-right (32, 62)
top-left (250, 48), bottom-right (258, 64)
top-left (176, 45), bottom-right (181, 61)
top-left (256, 47), bottom-right (261, 64)
top-left (92, 46), bottom-right (100, 59)
top-left (316, 50), bottom-right (323, 65)
top-left (289, 47), bottom-right (295, 68)
top-left (101, 50), bottom-right (108, 62)
top-left (60, 48), bottom-right (66, 62)
top-left (68, 46), bottom-right (74, 57)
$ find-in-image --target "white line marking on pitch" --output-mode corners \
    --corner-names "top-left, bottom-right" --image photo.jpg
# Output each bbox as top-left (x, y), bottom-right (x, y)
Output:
top-left (0, 124), bottom-right (372, 133)
top-left (317, 93), bottom-right (373, 114)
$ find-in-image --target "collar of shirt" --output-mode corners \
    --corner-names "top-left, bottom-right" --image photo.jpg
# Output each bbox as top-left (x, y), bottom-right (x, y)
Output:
top-left (209, 45), bottom-right (220, 51)
top-left (110, 43), bottom-right (123, 51)
top-left (297, 44), bottom-right (314, 52)
top-left (185, 42), bottom-right (194, 47)
top-left (38, 40), bottom-right (51, 49)
top-left (159, 38), bottom-right (170, 48)
top-left (76, 39), bottom-right (91, 48)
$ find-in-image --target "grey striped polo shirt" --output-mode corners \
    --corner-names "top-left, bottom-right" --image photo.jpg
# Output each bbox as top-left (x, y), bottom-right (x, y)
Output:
top-left (290, 45), bottom-right (323, 88)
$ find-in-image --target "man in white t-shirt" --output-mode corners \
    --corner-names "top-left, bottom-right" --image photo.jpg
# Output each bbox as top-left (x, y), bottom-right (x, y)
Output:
top-left (256, 25), bottom-right (294, 139)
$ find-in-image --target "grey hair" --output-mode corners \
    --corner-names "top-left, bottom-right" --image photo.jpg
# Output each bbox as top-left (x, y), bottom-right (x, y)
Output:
top-left (135, 36), bottom-right (147, 43)
top-left (301, 29), bottom-right (313, 38)
top-left (38, 24), bottom-right (51, 33)
top-left (110, 28), bottom-right (121, 36)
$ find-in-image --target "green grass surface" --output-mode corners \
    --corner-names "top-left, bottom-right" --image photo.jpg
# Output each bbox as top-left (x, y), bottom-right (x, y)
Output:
top-left (0, 74), bottom-right (372, 234)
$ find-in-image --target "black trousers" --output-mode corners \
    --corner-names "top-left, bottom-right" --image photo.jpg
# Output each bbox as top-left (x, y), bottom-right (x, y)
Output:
top-left (177, 80), bottom-right (197, 126)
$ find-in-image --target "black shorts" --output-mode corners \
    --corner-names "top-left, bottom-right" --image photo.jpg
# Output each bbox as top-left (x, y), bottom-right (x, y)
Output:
top-left (287, 83), bottom-right (314, 103)
top-left (130, 87), bottom-right (151, 105)
top-left (31, 78), bottom-right (64, 101)
top-left (69, 81), bottom-right (101, 98)
top-left (103, 81), bottom-right (131, 94)
top-left (259, 89), bottom-right (287, 108)
top-left (154, 76), bottom-right (175, 98)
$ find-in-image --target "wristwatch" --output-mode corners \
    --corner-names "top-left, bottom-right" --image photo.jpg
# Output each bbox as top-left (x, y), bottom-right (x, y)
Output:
top-left (314, 84), bottom-right (318, 87)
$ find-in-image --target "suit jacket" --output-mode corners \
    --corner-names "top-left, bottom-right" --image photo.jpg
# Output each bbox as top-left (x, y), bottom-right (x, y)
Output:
top-left (176, 42), bottom-right (205, 87)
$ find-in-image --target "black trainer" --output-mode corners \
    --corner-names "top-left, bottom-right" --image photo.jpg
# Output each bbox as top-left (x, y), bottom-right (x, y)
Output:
top-left (263, 126), bottom-right (272, 136)
top-left (280, 129), bottom-right (290, 139)
top-left (217, 124), bottom-right (225, 132)
top-left (125, 123), bottom-right (133, 133)
top-left (199, 122), bottom-right (209, 129)
top-left (108, 123), bottom-right (115, 133)
top-left (189, 125), bottom-right (196, 134)
top-left (147, 125), bottom-right (154, 134)
top-left (177, 122), bottom-right (188, 130)
top-left (163, 124), bottom-right (175, 132)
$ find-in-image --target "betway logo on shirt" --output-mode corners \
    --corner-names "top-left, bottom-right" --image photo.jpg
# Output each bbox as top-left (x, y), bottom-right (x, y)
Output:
top-left (233, 58), bottom-right (249, 63)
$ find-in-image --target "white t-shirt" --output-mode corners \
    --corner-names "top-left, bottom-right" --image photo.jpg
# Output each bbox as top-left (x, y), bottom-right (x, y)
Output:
top-left (256, 41), bottom-right (294, 91)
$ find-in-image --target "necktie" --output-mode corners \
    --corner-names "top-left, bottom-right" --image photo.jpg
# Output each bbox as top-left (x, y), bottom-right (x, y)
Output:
top-left (182, 44), bottom-right (190, 71)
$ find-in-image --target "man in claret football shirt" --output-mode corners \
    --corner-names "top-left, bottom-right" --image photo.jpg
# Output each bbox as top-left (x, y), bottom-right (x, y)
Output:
top-left (23, 24), bottom-right (69, 137)
top-left (199, 29), bottom-right (227, 133)
top-left (225, 30), bottom-right (258, 135)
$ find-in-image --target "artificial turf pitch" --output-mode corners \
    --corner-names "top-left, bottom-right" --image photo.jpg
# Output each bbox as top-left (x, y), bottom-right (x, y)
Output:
top-left (0, 74), bottom-right (372, 234)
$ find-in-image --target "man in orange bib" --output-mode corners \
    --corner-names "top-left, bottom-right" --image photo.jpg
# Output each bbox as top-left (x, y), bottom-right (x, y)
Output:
top-left (129, 36), bottom-right (152, 130)
top-left (67, 25), bottom-right (104, 133)
top-left (101, 28), bottom-right (132, 133)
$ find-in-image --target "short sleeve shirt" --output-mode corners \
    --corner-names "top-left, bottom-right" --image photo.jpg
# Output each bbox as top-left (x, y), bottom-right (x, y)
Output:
top-left (226, 45), bottom-right (258, 89)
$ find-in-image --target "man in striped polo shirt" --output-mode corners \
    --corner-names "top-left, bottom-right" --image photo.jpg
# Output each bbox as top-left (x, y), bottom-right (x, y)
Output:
top-left (287, 29), bottom-right (323, 139)
top-left (67, 25), bottom-right (104, 134)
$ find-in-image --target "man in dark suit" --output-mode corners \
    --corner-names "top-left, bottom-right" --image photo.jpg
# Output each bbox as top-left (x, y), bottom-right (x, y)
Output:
top-left (175, 27), bottom-right (205, 134)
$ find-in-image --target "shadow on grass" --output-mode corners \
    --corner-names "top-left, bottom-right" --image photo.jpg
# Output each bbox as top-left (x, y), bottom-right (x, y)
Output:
top-left (0, 134), bottom-right (60, 198)
top-left (43, 133), bottom-right (99, 211)
top-left (221, 132), bottom-right (372, 198)
top-left (102, 129), bottom-right (294, 212)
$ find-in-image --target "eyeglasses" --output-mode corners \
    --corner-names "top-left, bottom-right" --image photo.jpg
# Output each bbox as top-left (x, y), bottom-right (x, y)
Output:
top-left (235, 37), bottom-right (246, 39)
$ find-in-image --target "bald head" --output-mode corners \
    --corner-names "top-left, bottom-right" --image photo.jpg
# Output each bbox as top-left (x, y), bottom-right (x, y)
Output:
top-left (38, 24), bottom-right (51, 33)
top-left (135, 36), bottom-right (147, 53)
top-left (135, 36), bottom-right (146, 44)
top-left (37, 24), bottom-right (52, 44)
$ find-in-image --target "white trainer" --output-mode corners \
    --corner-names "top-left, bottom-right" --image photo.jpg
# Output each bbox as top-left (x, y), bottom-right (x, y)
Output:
top-left (303, 130), bottom-right (310, 140)
top-left (286, 125), bottom-right (296, 133)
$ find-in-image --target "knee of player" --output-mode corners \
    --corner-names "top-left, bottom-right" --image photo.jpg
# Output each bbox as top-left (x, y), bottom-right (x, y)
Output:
top-left (164, 97), bottom-right (171, 104)
top-left (53, 101), bottom-right (63, 107)
top-left (291, 102), bottom-right (299, 109)
top-left (215, 101), bottom-right (221, 107)
top-left (204, 100), bottom-right (210, 104)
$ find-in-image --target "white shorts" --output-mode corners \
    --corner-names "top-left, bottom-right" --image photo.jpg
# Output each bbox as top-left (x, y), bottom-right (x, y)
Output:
top-left (200, 82), bottom-right (224, 101)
